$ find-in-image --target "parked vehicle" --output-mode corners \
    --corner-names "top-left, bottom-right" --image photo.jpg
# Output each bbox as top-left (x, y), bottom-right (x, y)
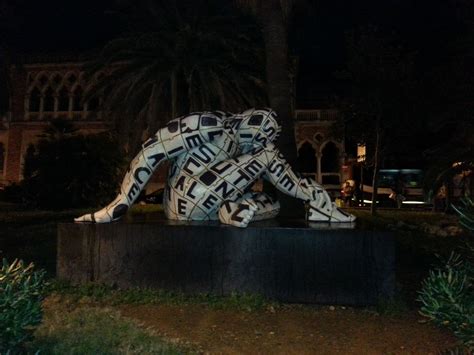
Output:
top-left (360, 169), bottom-right (427, 208)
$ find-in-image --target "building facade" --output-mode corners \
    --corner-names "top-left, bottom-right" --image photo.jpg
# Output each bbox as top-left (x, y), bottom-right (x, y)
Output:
top-left (1, 57), bottom-right (108, 185)
top-left (1, 57), bottom-right (353, 194)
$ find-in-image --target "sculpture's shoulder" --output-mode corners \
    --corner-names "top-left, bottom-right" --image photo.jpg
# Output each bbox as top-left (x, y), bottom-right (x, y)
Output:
top-left (178, 111), bottom-right (226, 128)
top-left (249, 142), bottom-right (280, 162)
top-left (166, 111), bottom-right (228, 128)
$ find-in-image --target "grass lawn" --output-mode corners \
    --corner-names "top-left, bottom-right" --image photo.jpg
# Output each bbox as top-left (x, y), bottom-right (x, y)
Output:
top-left (28, 299), bottom-right (184, 354)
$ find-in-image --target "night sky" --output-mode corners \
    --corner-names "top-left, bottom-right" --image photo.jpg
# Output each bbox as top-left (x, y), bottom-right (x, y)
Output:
top-left (4, 0), bottom-right (464, 91)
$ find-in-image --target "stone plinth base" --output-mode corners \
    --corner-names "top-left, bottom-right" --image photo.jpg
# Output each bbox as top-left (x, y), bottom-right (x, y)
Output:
top-left (57, 219), bottom-right (394, 305)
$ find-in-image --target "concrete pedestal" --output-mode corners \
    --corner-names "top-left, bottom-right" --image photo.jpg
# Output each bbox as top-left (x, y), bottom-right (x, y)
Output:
top-left (57, 219), bottom-right (394, 305)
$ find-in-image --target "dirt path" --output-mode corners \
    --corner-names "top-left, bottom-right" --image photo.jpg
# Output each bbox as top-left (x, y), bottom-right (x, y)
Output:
top-left (118, 304), bottom-right (456, 354)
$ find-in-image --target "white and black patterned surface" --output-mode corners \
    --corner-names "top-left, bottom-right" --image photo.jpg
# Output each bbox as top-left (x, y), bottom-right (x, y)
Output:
top-left (75, 108), bottom-right (355, 226)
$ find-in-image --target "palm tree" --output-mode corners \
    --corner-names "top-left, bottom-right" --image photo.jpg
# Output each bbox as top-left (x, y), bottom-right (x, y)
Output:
top-left (87, 0), bottom-right (266, 151)
top-left (0, 0), bottom-right (20, 115)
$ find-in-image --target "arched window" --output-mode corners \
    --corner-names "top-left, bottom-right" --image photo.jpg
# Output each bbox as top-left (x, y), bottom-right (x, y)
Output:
top-left (51, 74), bottom-right (62, 87)
top-left (43, 87), bottom-right (55, 112)
top-left (66, 74), bottom-right (77, 86)
top-left (72, 87), bottom-right (83, 111)
top-left (38, 74), bottom-right (49, 87)
top-left (23, 144), bottom-right (36, 179)
top-left (58, 87), bottom-right (70, 111)
top-left (321, 142), bottom-right (340, 173)
top-left (29, 88), bottom-right (41, 112)
top-left (0, 143), bottom-right (4, 172)
top-left (297, 142), bottom-right (317, 173)
top-left (87, 96), bottom-right (100, 111)
top-left (321, 142), bottom-right (340, 185)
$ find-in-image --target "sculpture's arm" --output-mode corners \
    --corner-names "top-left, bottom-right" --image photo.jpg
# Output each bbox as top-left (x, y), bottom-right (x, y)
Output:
top-left (255, 143), bottom-right (321, 199)
top-left (75, 113), bottom-right (224, 223)
top-left (259, 143), bottom-right (355, 222)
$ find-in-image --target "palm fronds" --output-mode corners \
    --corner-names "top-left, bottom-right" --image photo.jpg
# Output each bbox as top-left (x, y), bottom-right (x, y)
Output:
top-left (85, 0), bottom-right (266, 151)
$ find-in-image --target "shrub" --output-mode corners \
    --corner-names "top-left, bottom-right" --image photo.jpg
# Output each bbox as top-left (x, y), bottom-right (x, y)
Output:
top-left (0, 259), bottom-right (47, 353)
top-left (452, 196), bottom-right (474, 232)
top-left (21, 120), bottom-right (125, 209)
top-left (0, 183), bottom-right (23, 204)
top-left (418, 251), bottom-right (474, 351)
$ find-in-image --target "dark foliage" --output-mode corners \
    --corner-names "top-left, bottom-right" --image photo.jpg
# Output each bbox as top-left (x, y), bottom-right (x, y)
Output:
top-left (21, 120), bottom-right (125, 209)
top-left (419, 250), bottom-right (474, 351)
top-left (0, 259), bottom-right (46, 353)
top-left (453, 196), bottom-right (474, 232)
top-left (86, 0), bottom-right (265, 151)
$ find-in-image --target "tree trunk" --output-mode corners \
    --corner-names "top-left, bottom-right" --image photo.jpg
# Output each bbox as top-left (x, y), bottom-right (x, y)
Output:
top-left (259, 0), bottom-right (296, 162)
top-left (0, 46), bottom-right (11, 115)
top-left (171, 70), bottom-right (178, 118)
top-left (259, 0), bottom-right (301, 217)
top-left (445, 179), bottom-right (452, 213)
top-left (371, 118), bottom-right (381, 216)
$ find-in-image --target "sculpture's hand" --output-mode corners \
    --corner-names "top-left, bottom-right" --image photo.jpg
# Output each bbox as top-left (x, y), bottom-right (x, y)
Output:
top-left (74, 208), bottom-right (114, 223)
top-left (75, 196), bottom-right (127, 223)
top-left (218, 199), bottom-right (258, 228)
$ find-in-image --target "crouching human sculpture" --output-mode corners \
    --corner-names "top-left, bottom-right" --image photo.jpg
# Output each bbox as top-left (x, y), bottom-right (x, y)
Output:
top-left (75, 108), bottom-right (355, 227)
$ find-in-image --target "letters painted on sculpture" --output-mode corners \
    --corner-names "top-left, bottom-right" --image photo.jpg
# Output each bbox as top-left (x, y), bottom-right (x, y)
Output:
top-left (75, 108), bottom-right (356, 227)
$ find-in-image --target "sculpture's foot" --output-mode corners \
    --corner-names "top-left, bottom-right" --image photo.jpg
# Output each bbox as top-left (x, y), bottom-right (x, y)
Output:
top-left (307, 202), bottom-right (356, 223)
top-left (218, 199), bottom-right (258, 228)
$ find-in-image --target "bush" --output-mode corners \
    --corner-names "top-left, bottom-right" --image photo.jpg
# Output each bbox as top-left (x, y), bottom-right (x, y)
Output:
top-left (418, 251), bottom-right (474, 351)
top-left (0, 184), bottom-right (24, 204)
top-left (452, 196), bottom-right (474, 232)
top-left (0, 259), bottom-right (47, 353)
top-left (21, 120), bottom-right (125, 209)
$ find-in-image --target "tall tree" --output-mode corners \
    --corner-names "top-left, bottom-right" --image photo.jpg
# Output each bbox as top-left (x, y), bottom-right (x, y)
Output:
top-left (341, 27), bottom-right (415, 215)
top-left (421, 0), bottom-right (474, 201)
top-left (88, 0), bottom-right (265, 152)
top-left (0, 0), bottom-right (23, 115)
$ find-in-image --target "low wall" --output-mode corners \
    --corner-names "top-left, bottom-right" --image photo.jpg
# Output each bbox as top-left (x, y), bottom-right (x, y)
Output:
top-left (57, 220), bottom-right (395, 305)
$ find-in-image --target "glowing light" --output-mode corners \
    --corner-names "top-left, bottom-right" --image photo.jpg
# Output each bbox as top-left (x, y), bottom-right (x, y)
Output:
top-left (357, 144), bottom-right (366, 163)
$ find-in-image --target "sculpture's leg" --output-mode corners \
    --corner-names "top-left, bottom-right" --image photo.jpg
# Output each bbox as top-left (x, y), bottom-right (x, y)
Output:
top-left (75, 113), bottom-right (224, 223)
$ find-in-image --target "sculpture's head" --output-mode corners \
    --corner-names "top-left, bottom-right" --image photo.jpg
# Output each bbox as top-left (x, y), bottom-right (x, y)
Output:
top-left (237, 108), bottom-right (281, 152)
